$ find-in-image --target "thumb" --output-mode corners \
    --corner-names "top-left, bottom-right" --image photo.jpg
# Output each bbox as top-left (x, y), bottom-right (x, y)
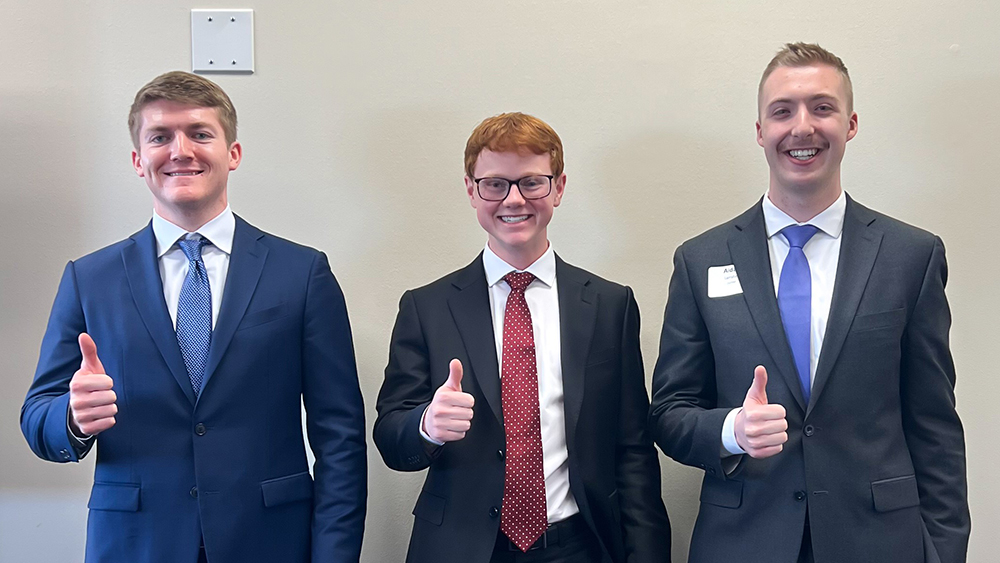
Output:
top-left (744, 365), bottom-right (769, 406)
top-left (78, 333), bottom-right (105, 375)
top-left (444, 359), bottom-right (463, 391)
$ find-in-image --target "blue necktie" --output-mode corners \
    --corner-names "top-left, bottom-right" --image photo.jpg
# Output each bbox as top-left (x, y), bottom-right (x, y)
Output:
top-left (176, 236), bottom-right (212, 395)
top-left (777, 225), bottom-right (819, 403)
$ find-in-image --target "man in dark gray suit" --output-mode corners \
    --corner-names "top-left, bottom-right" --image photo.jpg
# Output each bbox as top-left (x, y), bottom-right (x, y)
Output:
top-left (649, 43), bottom-right (970, 563)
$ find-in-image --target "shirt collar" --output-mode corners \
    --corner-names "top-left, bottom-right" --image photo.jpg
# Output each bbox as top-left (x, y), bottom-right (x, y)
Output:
top-left (482, 243), bottom-right (556, 289)
top-left (152, 205), bottom-right (236, 258)
top-left (762, 190), bottom-right (846, 240)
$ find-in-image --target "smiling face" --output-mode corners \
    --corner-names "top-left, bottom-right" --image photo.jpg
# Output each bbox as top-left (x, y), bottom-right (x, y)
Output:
top-left (757, 64), bottom-right (858, 202)
top-left (131, 99), bottom-right (241, 228)
top-left (465, 149), bottom-right (565, 269)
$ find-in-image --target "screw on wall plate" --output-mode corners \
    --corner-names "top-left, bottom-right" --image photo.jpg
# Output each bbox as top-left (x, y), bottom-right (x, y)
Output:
top-left (230, 17), bottom-right (236, 22)
top-left (209, 60), bottom-right (214, 65)
top-left (208, 17), bottom-right (213, 21)
top-left (231, 60), bottom-right (237, 65)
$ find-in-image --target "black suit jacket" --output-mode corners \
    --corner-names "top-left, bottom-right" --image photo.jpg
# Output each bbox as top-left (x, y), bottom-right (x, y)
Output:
top-left (374, 253), bottom-right (671, 563)
top-left (649, 196), bottom-right (970, 563)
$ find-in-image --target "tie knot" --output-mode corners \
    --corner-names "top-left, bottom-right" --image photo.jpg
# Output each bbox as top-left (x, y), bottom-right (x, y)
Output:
top-left (503, 271), bottom-right (536, 292)
top-left (177, 236), bottom-right (210, 263)
top-left (781, 224), bottom-right (819, 249)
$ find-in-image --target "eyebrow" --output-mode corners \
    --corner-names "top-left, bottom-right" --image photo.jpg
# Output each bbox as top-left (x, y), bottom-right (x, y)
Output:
top-left (767, 93), bottom-right (840, 107)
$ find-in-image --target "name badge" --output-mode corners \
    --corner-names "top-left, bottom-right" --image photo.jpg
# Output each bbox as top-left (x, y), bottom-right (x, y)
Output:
top-left (708, 265), bottom-right (743, 298)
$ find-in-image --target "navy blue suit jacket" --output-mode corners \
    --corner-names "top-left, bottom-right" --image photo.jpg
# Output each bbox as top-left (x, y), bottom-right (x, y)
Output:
top-left (21, 216), bottom-right (367, 563)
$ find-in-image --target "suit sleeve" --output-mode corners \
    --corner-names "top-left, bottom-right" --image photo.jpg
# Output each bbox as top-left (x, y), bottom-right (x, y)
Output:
top-left (21, 261), bottom-right (95, 463)
top-left (616, 287), bottom-right (672, 562)
top-left (301, 252), bottom-right (367, 563)
top-left (649, 245), bottom-right (733, 480)
top-left (899, 237), bottom-right (970, 563)
top-left (373, 290), bottom-right (441, 472)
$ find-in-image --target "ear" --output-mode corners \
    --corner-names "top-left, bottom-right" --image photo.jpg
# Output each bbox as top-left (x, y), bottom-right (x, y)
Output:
top-left (465, 176), bottom-right (478, 208)
top-left (228, 141), bottom-right (243, 171)
top-left (756, 120), bottom-right (764, 148)
top-left (132, 150), bottom-right (145, 177)
top-left (846, 111), bottom-right (858, 142)
top-left (552, 173), bottom-right (566, 207)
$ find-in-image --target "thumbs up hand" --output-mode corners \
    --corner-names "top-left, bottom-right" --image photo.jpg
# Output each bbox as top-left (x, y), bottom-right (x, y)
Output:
top-left (68, 333), bottom-right (117, 437)
top-left (423, 359), bottom-right (475, 443)
top-left (734, 365), bottom-right (787, 459)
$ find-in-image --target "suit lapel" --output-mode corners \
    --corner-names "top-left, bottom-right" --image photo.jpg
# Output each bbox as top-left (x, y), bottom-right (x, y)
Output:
top-left (448, 255), bottom-right (503, 425)
top-left (727, 202), bottom-right (808, 412)
top-left (555, 256), bottom-right (597, 449)
top-left (122, 223), bottom-right (196, 405)
top-left (808, 197), bottom-right (881, 415)
top-left (200, 216), bottom-right (267, 398)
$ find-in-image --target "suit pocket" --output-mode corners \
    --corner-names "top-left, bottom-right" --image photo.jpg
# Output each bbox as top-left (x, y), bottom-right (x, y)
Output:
top-left (237, 304), bottom-right (287, 331)
top-left (88, 482), bottom-right (140, 512)
top-left (412, 489), bottom-right (445, 526)
top-left (586, 347), bottom-right (617, 367)
top-left (871, 475), bottom-right (919, 513)
top-left (261, 471), bottom-right (313, 507)
top-left (699, 477), bottom-right (743, 508)
top-left (850, 308), bottom-right (905, 333)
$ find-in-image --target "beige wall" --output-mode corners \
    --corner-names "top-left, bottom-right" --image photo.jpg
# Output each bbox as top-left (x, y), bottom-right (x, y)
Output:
top-left (1, 1), bottom-right (997, 561)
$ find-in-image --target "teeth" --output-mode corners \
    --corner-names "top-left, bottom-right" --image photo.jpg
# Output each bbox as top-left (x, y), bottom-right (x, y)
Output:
top-left (500, 215), bottom-right (529, 224)
top-left (789, 149), bottom-right (818, 160)
top-left (167, 172), bottom-right (201, 176)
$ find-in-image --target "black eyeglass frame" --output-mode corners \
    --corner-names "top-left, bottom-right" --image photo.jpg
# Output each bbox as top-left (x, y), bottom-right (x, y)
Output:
top-left (472, 174), bottom-right (555, 202)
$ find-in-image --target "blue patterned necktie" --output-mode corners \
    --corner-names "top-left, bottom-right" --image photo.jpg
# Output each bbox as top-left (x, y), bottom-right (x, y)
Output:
top-left (176, 236), bottom-right (212, 395)
top-left (777, 225), bottom-right (819, 404)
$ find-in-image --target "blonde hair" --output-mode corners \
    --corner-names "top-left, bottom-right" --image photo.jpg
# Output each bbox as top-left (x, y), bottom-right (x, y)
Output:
top-left (759, 43), bottom-right (853, 112)
top-left (128, 71), bottom-right (238, 148)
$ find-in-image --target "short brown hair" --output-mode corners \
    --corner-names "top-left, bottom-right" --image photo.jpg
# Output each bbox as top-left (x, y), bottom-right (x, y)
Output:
top-left (758, 42), bottom-right (853, 112)
top-left (128, 71), bottom-right (238, 148)
top-left (464, 113), bottom-right (564, 178)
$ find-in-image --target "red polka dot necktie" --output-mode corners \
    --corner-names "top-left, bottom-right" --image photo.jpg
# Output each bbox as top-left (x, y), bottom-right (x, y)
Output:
top-left (500, 271), bottom-right (547, 552)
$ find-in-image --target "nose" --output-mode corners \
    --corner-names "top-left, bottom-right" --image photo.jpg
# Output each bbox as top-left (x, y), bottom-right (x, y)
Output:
top-left (170, 134), bottom-right (194, 160)
top-left (501, 183), bottom-right (527, 206)
top-left (790, 107), bottom-right (815, 138)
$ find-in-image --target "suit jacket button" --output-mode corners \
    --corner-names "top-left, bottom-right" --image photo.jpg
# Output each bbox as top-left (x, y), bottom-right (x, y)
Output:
top-left (794, 490), bottom-right (806, 502)
top-left (803, 425), bottom-right (815, 437)
top-left (489, 506), bottom-right (500, 518)
top-left (60, 449), bottom-right (71, 460)
top-left (190, 487), bottom-right (199, 499)
top-left (497, 450), bottom-right (505, 460)
top-left (195, 423), bottom-right (207, 436)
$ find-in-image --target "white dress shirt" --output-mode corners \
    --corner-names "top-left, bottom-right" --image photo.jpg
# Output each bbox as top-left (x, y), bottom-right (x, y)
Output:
top-left (152, 206), bottom-right (235, 329)
top-left (721, 191), bottom-right (846, 456)
top-left (419, 244), bottom-right (580, 522)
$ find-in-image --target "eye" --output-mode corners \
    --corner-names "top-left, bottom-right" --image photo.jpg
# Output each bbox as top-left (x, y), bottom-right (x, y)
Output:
top-left (816, 104), bottom-right (834, 112)
top-left (480, 179), bottom-right (507, 190)
top-left (771, 108), bottom-right (790, 117)
top-left (149, 135), bottom-right (168, 144)
top-left (192, 131), bottom-right (212, 140)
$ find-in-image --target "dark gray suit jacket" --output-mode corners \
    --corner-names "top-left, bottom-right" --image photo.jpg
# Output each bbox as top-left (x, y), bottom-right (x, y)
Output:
top-left (374, 253), bottom-right (671, 563)
top-left (649, 196), bottom-right (969, 563)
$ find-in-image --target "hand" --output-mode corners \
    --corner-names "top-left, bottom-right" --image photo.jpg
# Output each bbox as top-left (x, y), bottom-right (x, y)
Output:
top-left (68, 333), bottom-right (117, 437)
top-left (422, 359), bottom-right (475, 443)
top-left (734, 365), bottom-right (787, 459)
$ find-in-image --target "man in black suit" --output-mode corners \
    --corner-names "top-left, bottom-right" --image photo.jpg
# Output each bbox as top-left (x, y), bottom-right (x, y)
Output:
top-left (374, 112), bottom-right (671, 563)
top-left (649, 43), bottom-right (970, 563)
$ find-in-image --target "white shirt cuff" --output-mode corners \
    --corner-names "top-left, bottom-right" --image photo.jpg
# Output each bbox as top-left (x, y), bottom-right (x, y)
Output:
top-left (418, 406), bottom-right (445, 446)
top-left (721, 407), bottom-right (746, 456)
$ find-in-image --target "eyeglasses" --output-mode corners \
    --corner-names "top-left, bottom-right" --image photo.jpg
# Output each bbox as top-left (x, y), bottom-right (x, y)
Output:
top-left (473, 175), bottom-right (554, 202)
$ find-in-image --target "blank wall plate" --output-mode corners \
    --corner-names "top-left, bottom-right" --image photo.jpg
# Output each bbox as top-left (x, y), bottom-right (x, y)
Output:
top-left (191, 9), bottom-right (254, 73)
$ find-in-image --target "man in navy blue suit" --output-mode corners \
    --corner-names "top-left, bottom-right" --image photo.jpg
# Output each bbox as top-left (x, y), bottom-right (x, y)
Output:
top-left (21, 71), bottom-right (367, 563)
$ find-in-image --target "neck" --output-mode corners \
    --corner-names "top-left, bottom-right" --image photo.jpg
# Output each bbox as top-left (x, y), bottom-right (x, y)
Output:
top-left (489, 239), bottom-right (548, 271)
top-left (155, 200), bottom-right (227, 232)
top-left (767, 180), bottom-right (841, 223)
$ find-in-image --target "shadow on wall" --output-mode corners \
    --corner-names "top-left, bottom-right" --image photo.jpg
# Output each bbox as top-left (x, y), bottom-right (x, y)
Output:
top-left (0, 90), bottom-right (97, 490)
